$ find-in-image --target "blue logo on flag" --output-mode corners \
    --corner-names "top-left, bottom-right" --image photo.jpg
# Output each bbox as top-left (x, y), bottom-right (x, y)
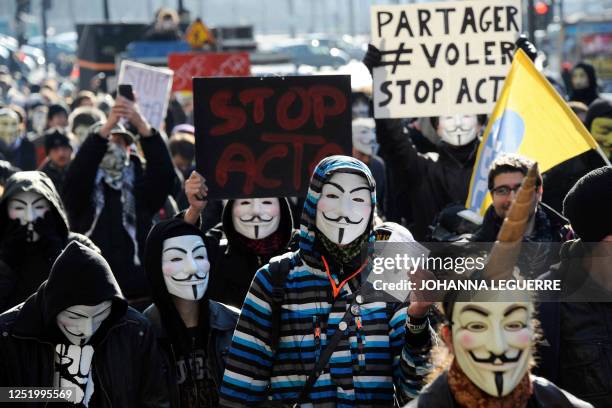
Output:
top-left (469, 110), bottom-right (526, 211)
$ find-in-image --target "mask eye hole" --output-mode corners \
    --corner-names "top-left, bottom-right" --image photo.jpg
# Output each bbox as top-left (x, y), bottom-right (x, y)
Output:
top-left (325, 193), bottom-right (339, 199)
top-left (170, 257), bottom-right (182, 262)
top-left (504, 321), bottom-right (526, 331)
top-left (353, 197), bottom-right (365, 203)
top-left (465, 322), bottom-right (487, 332)
top-left (239, 201), bottom-right (251, 206)
top-left (195, 255), bottom-right (205, 260)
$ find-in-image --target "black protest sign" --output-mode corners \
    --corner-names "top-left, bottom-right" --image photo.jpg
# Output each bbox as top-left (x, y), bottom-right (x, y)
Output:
top-left (371, 0), bottom-right (521, 118)
top-left (193, 75), bottom-right (352, 199)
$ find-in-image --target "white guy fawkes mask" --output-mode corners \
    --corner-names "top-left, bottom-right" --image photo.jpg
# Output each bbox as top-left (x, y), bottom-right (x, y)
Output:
top-left (352, 118), bottom-right (378, 156)
top-left (162, 235), bottom-right (210, 300)
top-left (572, 67), bottom-right (590, 90)
top-left (7, 190), bottom-right (50, 242)
top-left (438, 114), bottom-right (479, 146)
top-left (232, 198), bottom-right (281, 240)
top-left (316, 172), bottom-right (372, 245)
top-left (451, 301), bottom-right (534, 397)
top-left (56, 301), bottom-right (113, 346)
top-left (99, 141), bottom-right (129, 185)
top-left (54, 344), bottom-right (95, 405)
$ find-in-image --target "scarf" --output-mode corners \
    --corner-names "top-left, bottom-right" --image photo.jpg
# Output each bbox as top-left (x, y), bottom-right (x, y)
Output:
top-left (86, 162), bottom-right (140, 266)
top-left (318, 230), bottom-right (369, 268)
top-left (236, 228), bottom-right (286, 256)
top-left (447, 359), bottom-right (533, 408)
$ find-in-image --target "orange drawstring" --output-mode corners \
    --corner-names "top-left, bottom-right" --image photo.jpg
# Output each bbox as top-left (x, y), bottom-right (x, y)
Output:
top-left (321, 255), bottom-right (368, 299)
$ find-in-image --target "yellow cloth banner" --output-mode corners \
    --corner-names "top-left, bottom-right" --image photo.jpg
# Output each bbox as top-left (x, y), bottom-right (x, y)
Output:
top-left (466, 49), bottom-right (600, 215)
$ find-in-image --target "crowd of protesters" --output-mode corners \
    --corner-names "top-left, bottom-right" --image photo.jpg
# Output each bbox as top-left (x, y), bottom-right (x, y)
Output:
top-left (0, 8), bottom-right (610, 407)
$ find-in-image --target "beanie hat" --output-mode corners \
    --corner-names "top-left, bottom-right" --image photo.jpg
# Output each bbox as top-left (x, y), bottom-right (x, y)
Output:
top-left (563, 166), bottom-right (612, 242)
top-left (47, 103), bottom-right (68, 121)
top-left (44, 128), bottom-right (72, 154)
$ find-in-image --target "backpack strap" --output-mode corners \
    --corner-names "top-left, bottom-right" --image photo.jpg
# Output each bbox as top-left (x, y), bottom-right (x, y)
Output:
top-left (268, 252), bottom-right (293, 351)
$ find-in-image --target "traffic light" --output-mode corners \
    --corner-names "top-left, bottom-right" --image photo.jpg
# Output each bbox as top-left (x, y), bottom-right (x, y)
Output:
top-left (534, 1), bottom-right (552, 30)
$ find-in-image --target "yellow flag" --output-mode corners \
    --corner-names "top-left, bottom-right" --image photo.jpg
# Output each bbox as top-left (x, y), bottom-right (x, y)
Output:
top-left (466, 49), bottom-right (600, 215)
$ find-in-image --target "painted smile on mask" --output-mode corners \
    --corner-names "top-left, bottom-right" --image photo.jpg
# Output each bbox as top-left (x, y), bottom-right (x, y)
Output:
top-left (316, 173), bottom-right (372, 245)
top-left (238, 214), bottom-right (276, 239)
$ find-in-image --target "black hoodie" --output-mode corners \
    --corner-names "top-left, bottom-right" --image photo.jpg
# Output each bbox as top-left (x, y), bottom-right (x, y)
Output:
top-left (0, 171), bottom-right (98, 312)
top-left (569, 62), bottom-right (599, 107)
top-left (143, 219), bottom-right (238, 408)
top-left (204, 197), bottom-right (297, 308)
top-left (0, 241), bottom-right (169, 407)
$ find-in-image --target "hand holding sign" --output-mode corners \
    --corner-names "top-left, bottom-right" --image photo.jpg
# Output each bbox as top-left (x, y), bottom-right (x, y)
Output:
top-left (184, 171), bottom-right (208, 225)
top-left (407, 267), bottom-right (437, 318)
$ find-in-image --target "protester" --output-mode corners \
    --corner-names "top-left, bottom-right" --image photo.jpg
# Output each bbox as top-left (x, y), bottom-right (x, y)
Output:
top-left (184, 171), bottom-right (296, 308)
top-left (352, 117), bottom-right (386, 216)
top-left (0, 107), bottom-right (36, 170)
top-left (584, 97), bottom-right (612, 160)
top-left (144, 218), bottom-right (239, 407)
top-left (71, 90), bottom-right (96, 110)
top-left (405, 299), bottom-right (592, 407)
top-left (68, 105), bottom-right (107, 146)
top-left (537, 166), bottom-right (612, 407)
top-left (471, 154), bottom-right (568, 277)
top-left (64, 96), bottom-right (175, 308)
top-left (0, 241), bottom-right (169, 406)
top-left (38, 127), bottom-right (72, 197)
top-left (0, 171), bottom-right (97, 312)
top-left (169, 131), bottom-right (195, 180)
top-left (219, 155), bottom-right (434, 406)
top-left (568, 62), bottom-right (600, 106)
top-left (46, 103), bottom-right (69, 129)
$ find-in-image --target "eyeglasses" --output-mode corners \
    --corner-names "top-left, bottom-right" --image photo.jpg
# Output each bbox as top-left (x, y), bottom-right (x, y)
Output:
top-left (492, 183), bottom-right (522, 196)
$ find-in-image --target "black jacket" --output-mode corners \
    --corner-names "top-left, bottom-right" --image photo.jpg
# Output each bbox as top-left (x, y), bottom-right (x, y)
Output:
top-left (0, 171), bottom-right (97, 312)
top-left (536, 240), bottom-right (612, 408)
top-left (376, 118), bottom-right (478, 240)
top-left (405, 371), bottom-right (593, 407)
top-left (143, 219), bottom-right (238, 408)
top-left (0, 241), bottom-right (169, 407)
top-left (63, 130), bottom-right (175, 299)
top-left (38, 159), bottom-right (68, 200)
top-left (205, 197), bottom-right (296, 308)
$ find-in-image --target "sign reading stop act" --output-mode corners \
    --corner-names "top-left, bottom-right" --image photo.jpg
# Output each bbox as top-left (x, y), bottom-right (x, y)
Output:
top-left (193, 75), bottom-right (352, 199)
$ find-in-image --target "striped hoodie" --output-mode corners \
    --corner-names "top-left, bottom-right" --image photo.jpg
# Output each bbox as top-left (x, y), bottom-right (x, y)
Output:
top-left (219, 156), bottom-right (433, 407)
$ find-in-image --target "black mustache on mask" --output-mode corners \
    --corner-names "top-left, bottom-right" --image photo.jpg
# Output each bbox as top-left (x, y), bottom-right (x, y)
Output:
top-left (239, 215), bottom-right (274, 223)
top-left (322, 213), bottom-right (364, 225)
top-left (468, 350), bottom-right (523, 365)
top-left (171, 272), bottom-right (208, 282)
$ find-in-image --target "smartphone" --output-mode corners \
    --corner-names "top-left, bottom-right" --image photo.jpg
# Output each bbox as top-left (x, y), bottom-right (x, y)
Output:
top-left (118, 84), bottom-right (135, 101)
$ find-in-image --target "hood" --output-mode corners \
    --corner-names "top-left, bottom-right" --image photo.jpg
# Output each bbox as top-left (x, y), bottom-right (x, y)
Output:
top-left (569, 62), bottom-right (599, 104)
top-left (11, 241), bottom-right (127, 343)
top-left (221, 196), bottom-right (294, 253)
top-left (299, 155), bottom-right (376, 268)
top-left (0, 171), bottom-right (69, 239)
top-left (584, 97), bottom-right (612, 132)
top-left (144, 219), bottom-right (210, 352)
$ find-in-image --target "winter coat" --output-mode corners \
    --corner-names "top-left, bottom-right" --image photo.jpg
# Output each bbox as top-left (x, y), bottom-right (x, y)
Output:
top-left (143, 218), bottom-right (239, 407)
top-left (219, 156), bottom-right (433, 407)
top-left (0, 241), bottom-right (169, 407)
top-left (376, 118), bottom-right (478, 240)
top-left (63, 129), bottom-right (175, 300)
top-left (0, 171), bottom-right (97, 312)
top-left (7, 135), bottom-right (37, 171)
top-left (205, 197), bottom-right (296, 309)
top-left (38, 159), bottom-right (68, 200)
top-left (404, 371), bottom-right (593, 407)
top-left (536, 240), bottom-right (612, 408)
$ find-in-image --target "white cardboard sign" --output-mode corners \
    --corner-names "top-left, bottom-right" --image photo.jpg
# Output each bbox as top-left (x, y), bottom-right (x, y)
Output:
top-left (371, 0), bottom-right (521, 118)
